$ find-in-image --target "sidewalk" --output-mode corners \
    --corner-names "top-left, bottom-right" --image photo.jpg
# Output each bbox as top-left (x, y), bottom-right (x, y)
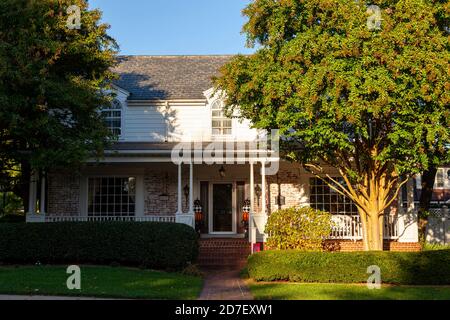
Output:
top-left (198, 269), bottom-right (253, 300)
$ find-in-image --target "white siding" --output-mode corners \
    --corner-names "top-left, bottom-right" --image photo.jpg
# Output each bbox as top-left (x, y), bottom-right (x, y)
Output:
top-left (120, 101), bottom-right (259, 143)
top-left (122, 105), bottom-right (167, 142)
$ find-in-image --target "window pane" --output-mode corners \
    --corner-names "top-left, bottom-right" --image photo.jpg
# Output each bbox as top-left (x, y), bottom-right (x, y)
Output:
top-left (309, 177), bottom-right (356, 215)
top-left (212, 120), bottom-right (222, 128)
top-left (88, 177), bottom-right (136, 217)
top-left (222, 120), bottom-right (232, 128)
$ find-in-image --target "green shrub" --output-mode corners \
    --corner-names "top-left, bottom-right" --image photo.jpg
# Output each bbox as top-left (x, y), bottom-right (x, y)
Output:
top-left (0, 222), bottom-right (198, 270)
top-left (265, 207), bottom-right (332, 251)
top-left (0, 214), bottom-right (25, 223)
top-left (423, 243), bottom-right (450, 251)
top-left (247, 250), bottom-right (450, 285)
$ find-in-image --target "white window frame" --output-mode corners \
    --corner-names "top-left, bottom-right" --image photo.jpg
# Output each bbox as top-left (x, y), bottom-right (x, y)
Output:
top-left (87, 176), bottom-right (136, 217)
top-left (211, 100), bottom-right (233, 137)
top-left (309, 177), bottom-right (358, 215)
top-left (101, 99), bottom-right (122, 137)
top-left (416, 168), bottom-right (450, 190)
top-left (435, 168), bottom-right (450, 190)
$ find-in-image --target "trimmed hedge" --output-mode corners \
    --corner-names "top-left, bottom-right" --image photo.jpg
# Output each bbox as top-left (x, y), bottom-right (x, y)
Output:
top-left (0, 222), bottom-right (198, 270)
top-left (248, 250), bottom-right (450, 285)
top-left (0, 214), bottom-right (25, 223)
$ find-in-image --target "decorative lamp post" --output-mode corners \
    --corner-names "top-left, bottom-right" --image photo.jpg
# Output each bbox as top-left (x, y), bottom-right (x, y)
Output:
top-left (242, 199), bottom-right (251, 239)
top-left (194, 199), bottom-right (203, 234)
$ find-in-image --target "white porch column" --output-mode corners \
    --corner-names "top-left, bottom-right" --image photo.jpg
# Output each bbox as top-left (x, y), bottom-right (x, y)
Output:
top-left (398, 178), bottom-right (419, 243)
top-left (27, 170), bottom-right (38, 215)
top-left (249, 161), bottom-right (257, 246)
top-left (26, 170), bottom-right (45, 223)
top-left (176, 163), bottom-right (182, 214)
top-left (39, 173), bottom-right (46, 214)
top-left (188, 162), bottom-right (194, 214)
top-left (175, 162), bottom-right (194, 229)
top-left (261, 160), bottom-right (267, 215)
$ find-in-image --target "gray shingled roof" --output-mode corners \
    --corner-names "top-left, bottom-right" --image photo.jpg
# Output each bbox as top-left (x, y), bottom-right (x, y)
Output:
top-left (113, 55), bottom-right (232, 100)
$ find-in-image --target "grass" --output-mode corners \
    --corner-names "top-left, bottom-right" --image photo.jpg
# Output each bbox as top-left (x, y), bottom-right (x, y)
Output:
top-left (248, 281), bottom-right (450, 300)
top-left (0, 265), bottom-right (203, 300)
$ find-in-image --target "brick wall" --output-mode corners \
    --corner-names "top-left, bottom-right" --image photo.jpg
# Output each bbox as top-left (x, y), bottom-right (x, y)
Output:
top-left (254, 166), bottom-right (308, 214)
top-left (47, 171), bottom-right (80, 216)
top-left (143, 169), bottom-right (188, 216)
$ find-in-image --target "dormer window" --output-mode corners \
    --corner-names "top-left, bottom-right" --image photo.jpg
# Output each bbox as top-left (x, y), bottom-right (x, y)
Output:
top-left (102, 99), bottom-right (122, 136)
top-left (211, 100), bottom-right (232, 136)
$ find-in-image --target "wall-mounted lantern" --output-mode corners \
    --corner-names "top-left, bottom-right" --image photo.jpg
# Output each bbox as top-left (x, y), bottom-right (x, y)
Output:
top-left (219, 166), bottom-right (226, 178)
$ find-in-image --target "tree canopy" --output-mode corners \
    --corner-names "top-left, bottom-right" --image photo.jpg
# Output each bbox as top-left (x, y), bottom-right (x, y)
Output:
top-left (215, 0), bottom-right (449, 250)
top-left (0, 0), bottom-right (118, 194)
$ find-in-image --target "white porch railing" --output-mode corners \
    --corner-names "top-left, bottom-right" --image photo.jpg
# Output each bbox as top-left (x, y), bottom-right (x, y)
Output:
top-left (330, 215), bottom-right (399, 240)
top-left (45, 215), bottom-right (176, 223)
top-left (44, 214), bottom-right (400, 240)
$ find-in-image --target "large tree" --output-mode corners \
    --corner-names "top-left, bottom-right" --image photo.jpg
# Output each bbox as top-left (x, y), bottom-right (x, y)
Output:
top-left (215, 0), bottom-right (449, 250)
top-left (0, 0), bottom-right (117, 209)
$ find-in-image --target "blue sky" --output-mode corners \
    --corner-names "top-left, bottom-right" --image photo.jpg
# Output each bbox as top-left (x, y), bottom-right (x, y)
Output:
top-left (88, 0), bottom-right (255, 55)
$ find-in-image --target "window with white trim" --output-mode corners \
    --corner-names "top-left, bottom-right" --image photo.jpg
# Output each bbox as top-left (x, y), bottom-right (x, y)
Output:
top-left (435, 168), bottom-right (450, 189)
top-left (211, 100), bottom-right (232, 136)
top-left (88, 177), bottom-right (136, 217)
top-left (309, 177), bottom-right (358, 215)
top-left (101, 99), bottom-right (122, 136)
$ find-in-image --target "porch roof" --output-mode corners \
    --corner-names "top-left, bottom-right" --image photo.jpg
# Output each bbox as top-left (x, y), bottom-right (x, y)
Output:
top-left (94, 141), bottom-right (280, 163)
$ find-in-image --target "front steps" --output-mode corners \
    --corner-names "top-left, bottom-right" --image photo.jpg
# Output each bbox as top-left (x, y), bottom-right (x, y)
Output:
top-left (198, 238), bottom-right (251, 269)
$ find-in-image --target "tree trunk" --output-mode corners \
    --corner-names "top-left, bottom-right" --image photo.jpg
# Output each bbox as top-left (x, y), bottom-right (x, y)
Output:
top-left (361, 209), bottom-right (384, 251)
top-left (418, 166), bottom-right (437, 245)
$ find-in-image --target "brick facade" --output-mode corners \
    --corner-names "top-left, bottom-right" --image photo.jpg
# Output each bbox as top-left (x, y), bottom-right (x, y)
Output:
top-left (47, 171), bottom-right (80, 216)
top-left (143, 169), bottom-right (188, 216)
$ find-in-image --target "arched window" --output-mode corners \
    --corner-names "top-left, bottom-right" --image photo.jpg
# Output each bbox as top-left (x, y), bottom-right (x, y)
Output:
top-left (101, 99), bottom-right (122, 136)
top-left (211, 100), bottom-right (232, 136)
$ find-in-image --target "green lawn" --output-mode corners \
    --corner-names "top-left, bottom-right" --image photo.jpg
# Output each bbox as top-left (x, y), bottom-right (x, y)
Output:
top-left (0, 266), bottom-right (203, 300)
top-left (248, 282), bottom-right (450, 300)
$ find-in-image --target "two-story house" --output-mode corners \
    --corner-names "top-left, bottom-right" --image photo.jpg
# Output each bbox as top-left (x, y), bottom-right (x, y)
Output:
top-left (25, 55), bottom-right (422, 254)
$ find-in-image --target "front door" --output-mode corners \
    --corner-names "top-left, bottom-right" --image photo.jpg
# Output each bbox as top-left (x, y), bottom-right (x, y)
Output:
top-left (211, 183), bottom-right (234, 233)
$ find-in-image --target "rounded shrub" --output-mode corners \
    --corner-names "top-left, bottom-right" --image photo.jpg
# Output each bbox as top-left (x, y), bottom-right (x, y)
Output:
top-left (265, 207), bottom-right (332, 251)
top-left (0, 222), bottom-right (198, 270)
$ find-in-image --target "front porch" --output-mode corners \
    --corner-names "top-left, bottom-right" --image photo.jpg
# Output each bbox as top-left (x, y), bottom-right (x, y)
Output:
top-left (25, 143), bottom-right (421, 249)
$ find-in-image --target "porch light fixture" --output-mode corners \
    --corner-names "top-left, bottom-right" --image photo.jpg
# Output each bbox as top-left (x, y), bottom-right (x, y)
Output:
top-left (219, 166), bottom-right (226, 178)
top-left (447, 170), bottom-right (450, 180)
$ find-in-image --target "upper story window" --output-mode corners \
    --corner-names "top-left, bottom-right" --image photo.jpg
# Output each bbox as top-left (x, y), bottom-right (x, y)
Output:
top-left (211, 100), bottom-right (232, 136)
top-left (436, 168), bottom-right (450, 189)
top-left (101, 99), bottom-right (122, 136)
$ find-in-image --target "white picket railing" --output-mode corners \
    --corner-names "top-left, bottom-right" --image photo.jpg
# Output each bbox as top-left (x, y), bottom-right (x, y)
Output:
top-left (45, 215), bottom-right (176, 223)
top-left (330, 214), bottom-right (399, 240)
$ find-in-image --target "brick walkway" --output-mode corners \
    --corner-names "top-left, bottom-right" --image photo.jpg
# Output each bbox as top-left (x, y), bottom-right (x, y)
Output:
top-left (198, 269), bottom-right (253, 300)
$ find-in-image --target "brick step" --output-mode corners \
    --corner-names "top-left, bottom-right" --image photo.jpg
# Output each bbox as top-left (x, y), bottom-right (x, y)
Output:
top-left (199, 241), bottom-right (250, 247)
top-left (199, 248), bottom-right (251, 253)
top-left (197, 259), bottom-right (248, 267)
top-left (197, 238), bottom-right (251, 268)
